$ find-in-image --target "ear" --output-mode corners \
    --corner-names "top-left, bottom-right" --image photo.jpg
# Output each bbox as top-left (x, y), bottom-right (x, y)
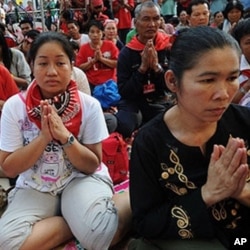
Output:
top-left (165, 70), bottom-right (178, 93)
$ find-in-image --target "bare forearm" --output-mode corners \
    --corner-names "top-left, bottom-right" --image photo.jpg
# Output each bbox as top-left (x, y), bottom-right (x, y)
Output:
top-left (13, 76), bottom-right (29, 89)
top-left (1, 134), bottom-right (48, 177)
top-left (78, 60), bottom-right (95, 71)
top-left (62, 141), bottom-right (101, 175)
top-left (234, 182), bottom-right (250, 207)
top-left (99, 58), bottom-right (117, 68)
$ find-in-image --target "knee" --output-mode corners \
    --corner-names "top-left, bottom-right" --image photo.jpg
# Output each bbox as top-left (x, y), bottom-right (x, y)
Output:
top-left (67, 197), bottom-right (119, 250)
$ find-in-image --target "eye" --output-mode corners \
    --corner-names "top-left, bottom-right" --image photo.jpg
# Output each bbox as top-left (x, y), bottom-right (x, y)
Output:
top-left (200, 78), bottom-right (215, 84)
top-left (38, 62), bottom-right (47, 66)
top-left (56, 62), bottom-right (66, 66)
top-left (227, 76), bottom-right (238, 82)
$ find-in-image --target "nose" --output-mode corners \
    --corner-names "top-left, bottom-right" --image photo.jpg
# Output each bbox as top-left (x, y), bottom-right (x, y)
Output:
top-left (148, 19), bottom-right (156, 26)
top-left (46, 64), bottom-right (57, 75)
top-left (213, 82), bottom-right (231, 100)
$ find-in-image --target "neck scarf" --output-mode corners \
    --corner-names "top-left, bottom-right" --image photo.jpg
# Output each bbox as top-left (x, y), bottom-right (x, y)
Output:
top-left (241, 69), bottom-right (250, 78)
top-left (126, 32), bottom-right (170, 51)
top-left (26, 80), bottom-right (82, 137)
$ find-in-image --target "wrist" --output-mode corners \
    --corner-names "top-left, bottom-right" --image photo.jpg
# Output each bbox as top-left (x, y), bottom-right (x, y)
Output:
top-left (201, 185), bottom-right (216, 208)
top-left (60, 133), bottom-right (75, 148)
top-left (154, 63), bottom-right (164, 73)
top-left (138, 66), bottom-right (147, 74)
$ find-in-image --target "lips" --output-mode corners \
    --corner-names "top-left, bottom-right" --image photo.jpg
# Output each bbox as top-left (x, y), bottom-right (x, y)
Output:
top-left (209, 107), bottom-right (226, 116)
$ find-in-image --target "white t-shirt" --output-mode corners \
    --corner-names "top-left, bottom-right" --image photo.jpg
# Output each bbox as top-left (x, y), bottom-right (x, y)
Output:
top-left (70, 33), bottom-right (90, 47)
top-left (0, 91), bottom-right (110, 194)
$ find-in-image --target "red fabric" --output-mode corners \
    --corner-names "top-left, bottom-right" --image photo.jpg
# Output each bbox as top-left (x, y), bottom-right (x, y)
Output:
top-left (126, 31), bottom-right (171, 51)
top-left (91, 0), bottom-right (103, 7)
top-left (241, 69), bottom-right (250, 78)
top-left (26, 80), bottom-right (82, 137)
top-left (95, 12), bottom-right (109, 23)
top-left (76, 40), bottom-right (119, 85)
top-left (102, 132), bottom-right (129, 184)
top-left (60, 22), bottom-right (69, 34)
top-left (0, 65), bottom-right (19, 101)
top-left (113, 0), bottom-right (134, 29)
top-left (5, 36), bottom-right (17, 48)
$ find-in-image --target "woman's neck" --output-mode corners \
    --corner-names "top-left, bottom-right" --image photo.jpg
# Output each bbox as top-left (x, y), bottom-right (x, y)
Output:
top-left (90, 40), bottom-right (102, 49)
top-left (164, 106), bottom-right (217, 147)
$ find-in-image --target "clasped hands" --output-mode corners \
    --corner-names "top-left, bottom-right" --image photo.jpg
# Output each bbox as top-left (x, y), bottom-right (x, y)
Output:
top-left (138, 39), bottom-right (161, 74)
top-left (39, 100), bottom-right (70, 145)
top-left (202, 137), bottom-right (250, 207)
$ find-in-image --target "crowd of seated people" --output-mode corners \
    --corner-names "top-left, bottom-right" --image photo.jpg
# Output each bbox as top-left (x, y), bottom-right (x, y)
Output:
top-left (0, 0), bottom-right (250, 249)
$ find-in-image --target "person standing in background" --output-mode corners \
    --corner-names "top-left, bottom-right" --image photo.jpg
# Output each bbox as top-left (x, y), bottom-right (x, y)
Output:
top-left (113, 0), bottom-right (135, 45)
top-left (186, 0), bottom-right (210, 27)
top-left (161, 0), bottom-right (176, 23)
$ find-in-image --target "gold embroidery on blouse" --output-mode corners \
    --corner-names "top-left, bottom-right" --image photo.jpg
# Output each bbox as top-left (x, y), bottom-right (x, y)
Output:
top-left (170, 150), bottom-right (196, 189)
top-left (171, 206), bottom-right (193, 239)
top-left (160, 150), bottom-right (197, 194)
top-left (211, 201), bottom-right (242, 229)
top-left (211, 201), bottom-right (227, 221)
top-left (165, 183), bottom-right (188, 195)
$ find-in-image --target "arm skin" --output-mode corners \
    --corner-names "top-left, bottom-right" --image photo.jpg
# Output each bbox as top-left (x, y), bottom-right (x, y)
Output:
top-left (0, 100), bottom-right (101, 178)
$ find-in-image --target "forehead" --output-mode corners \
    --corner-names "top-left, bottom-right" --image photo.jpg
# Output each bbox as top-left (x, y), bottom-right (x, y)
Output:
top-left (105, 22), bottom-right (116, 28)
top-left (20, 23), bottom-right (32, 28)
top-left (89, 25), bottom-right (102, 31)
top-left (137, 6), bottom-right (160, 18)
top-left (191, 4), bottom-right (209, 13)
top-left (191, 47), bottom-right (239, 70)
top-left (35, 42), bottom-right (66, 57)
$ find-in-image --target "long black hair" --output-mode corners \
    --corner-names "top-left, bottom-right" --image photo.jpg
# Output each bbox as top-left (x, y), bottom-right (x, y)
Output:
top-left (0, 31), bottom-right (12, 70)
top-left (168, 26), bottom-right (241, 82)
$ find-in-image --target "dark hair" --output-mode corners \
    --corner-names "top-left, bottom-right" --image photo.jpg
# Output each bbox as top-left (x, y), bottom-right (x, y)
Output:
top-left (25, 29), bottom-right (40, 40)
top-left (223, 0), bottom-right (244, 20)
top-left (28, 32), bottom-right (74, 64)
top-left (67, 19), bottom-right (80, 28)
top-left (87, 20), bottom-right (104, 32)
top-left (70, 40), bottom-right (80, 51)
top-left (169, 26), bottom-right (240, 81)
top-left (19, 18), bottom-right (33, 28)
top-left (0, 31), bottom-right (12, 70)
top-left (213, 11), bottom-right (224, 18)
top-left (0, 23), bottom-right (6, 33)
top-left (231, 18), bottom-right (250, 45)
top-left (186, 0), bottom-right (210, 15)
top-left (61, 10), bottom-right (74, 20)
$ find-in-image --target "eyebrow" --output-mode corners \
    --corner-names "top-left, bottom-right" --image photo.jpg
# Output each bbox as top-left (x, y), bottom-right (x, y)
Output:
top-left (36, 54), bottom-right (66, 59)
top-left (197, 69), bottom-right (240, 77)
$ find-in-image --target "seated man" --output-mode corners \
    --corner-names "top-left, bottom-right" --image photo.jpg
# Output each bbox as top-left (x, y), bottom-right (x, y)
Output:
top-left (115, 1), bottom-right (172, 138)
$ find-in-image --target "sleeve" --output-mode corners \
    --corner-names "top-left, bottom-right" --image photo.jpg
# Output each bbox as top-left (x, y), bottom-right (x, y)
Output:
top-left (13, 50), bottom-right (31, 82)
top-left (130, 131), bottom-right (215, 239)
top-left (1, 65), bottom-right (19, 99)
top-left (111, 42), bottom-right (119, 60)
top-left (117, 47), bottom-right (148, 99)
top-left (79, 94), bottom-right (109, 144)
top-left (0, 96), bottom-right (24, 152)
top-left (11, 49), bottom-right (31, 82)
top-left (75, 44), bottom-right (88, 67)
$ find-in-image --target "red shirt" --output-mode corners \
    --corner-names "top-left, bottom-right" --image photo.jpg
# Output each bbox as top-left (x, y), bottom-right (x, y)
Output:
top-left (113, 0), bottom-right (134, 29)
top-left (0, 65), bottom-right (19, 115)
top-left (76, 40), bottom-right (119, 85)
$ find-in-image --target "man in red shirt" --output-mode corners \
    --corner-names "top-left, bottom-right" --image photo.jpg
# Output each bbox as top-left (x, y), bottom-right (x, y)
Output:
top-left (112, 0), bottom-right (134, 44)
